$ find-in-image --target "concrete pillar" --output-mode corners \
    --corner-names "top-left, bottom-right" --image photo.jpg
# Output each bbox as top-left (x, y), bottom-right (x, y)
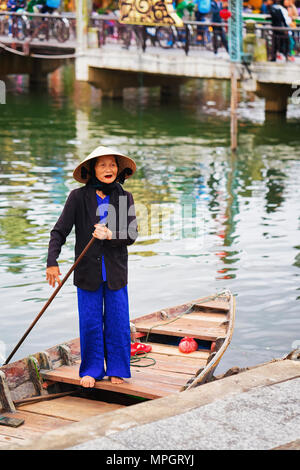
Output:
top-left (76, 0), bottom-right (90, 53)
top-left (75, 0), bottom-right (92, 81)
top-left (243, 20), bottom-right (267, 62)
top-left (88, 68), bottom-right (126, 98)
top-left (256, 82), bottom-right (291, 114)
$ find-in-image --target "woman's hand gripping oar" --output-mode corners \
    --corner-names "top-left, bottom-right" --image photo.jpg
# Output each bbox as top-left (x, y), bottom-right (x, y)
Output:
top-left (3, 237), bottom-right (96, 366)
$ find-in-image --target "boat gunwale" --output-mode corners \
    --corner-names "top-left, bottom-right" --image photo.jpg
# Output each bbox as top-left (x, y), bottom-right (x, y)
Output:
top-left (180, 291), bottom-right (236, 391)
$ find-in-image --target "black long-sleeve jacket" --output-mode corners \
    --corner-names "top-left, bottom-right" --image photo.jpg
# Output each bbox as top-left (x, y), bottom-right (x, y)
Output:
top-left (47, 183), bottom-right (138, 291)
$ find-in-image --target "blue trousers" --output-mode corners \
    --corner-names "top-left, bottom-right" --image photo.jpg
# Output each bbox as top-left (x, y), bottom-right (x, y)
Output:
top-left (77, 282), bottom-right (131, 380)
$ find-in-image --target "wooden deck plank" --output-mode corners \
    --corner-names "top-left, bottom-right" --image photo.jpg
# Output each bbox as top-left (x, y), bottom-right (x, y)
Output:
top-left (147, 342), bottom-right (210, 360)
top-left (0, 409), bottom-right (73, 444)
top-left (135, 315), bottom-right (225, 331)
top-left (0, 434), bottom-right (24, 447)
top-left (73, 352), bottom-right (203, 376)
top-left (144, 361), bottom-right (198, 377)
top-left (131, 297), bottom-right (229, 329)
top-left (184, 312), bottom-right (228, 324)
top-left (131, 367), bottom-right (191, 387)
top-left (41, 365), bottom-right (179, 399)
top-left (121, 371), bottom-right (181, 398)
top-left (72, 355), bottom-right (201, 376)
top-left (17, 396), bottom-right (125, 422)
top-left (193, 299), bottom-right (230, 312)
top-left (134, 317), bottom-right (227, 341)
top-left (136, 353), bottom-right (206, 375)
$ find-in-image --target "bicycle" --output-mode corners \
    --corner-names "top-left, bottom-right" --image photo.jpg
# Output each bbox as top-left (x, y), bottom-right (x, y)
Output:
top-left (1, 11), bottom-right (29, 40)
top-left (117, 23), bottom-right (143, 49)
top-left (156, 24), bottom-right (193, 53)
top-left (53, 15), bottom-right (69, 42)
top-left (29, 11), bottom-right (70, 43)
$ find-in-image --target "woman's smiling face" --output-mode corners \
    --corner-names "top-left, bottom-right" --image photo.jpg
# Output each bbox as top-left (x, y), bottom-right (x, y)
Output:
top-left (94, 155), bottom-right (118, 183)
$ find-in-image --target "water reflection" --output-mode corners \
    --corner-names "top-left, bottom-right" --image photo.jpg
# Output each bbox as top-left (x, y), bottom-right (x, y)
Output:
top-left (0, 66), bottom-right (300, 371)
top-left (265, 168), bottom-right (286, 214)
top-left (294, 248), bottom-right (300, 269)
top-left (0, 207), bottom-right (37, 247)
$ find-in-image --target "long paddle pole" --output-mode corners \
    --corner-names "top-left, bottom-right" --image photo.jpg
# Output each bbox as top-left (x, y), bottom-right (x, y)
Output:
top-left (3, 237), bottom-right (95, 366)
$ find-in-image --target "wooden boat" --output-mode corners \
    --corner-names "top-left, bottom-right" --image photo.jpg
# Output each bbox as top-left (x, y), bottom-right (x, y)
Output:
top-left (0, 290), bottom-right (235, 447)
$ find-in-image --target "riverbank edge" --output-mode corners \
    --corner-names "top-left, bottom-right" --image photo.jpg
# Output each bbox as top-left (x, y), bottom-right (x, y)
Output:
top-left (2, 358), bottom-right (300, 450)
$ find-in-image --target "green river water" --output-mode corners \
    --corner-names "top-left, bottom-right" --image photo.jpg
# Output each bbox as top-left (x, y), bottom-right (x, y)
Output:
top-left (0, 65), bottom-right (300, 373)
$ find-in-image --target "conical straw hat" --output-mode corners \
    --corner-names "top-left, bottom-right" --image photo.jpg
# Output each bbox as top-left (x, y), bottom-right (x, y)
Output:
top-left (73, 145), bottom-right (136, 184)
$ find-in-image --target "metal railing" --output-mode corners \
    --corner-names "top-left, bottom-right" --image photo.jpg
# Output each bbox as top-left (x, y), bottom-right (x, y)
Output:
top-left (256, 24), bottom-right (300, 61)
top-left (0, 11), bottom-right (76, 44)
top-left (89, 14), bottom-right (300, 60)
top-left (88, 14), bottom-right (231, 55)
top-left (1, 10), bottom-right (299, 61)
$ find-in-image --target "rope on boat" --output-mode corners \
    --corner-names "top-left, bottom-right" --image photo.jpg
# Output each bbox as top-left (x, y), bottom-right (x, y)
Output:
top-left (144, 303), bottom-right (195, 344)
top-left (130, 352), bottom-right (156, 367)
top-left (28, 355), bottom-right (41, 381)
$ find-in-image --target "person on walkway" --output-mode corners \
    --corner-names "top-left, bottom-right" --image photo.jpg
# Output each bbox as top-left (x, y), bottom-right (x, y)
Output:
top-left (210, 0), bottom-right (228, 55)
top-left (260, 0), bottom-right (269, 13)
top-left (46, 146), bottom-right (138, 388)
top-left (40, 0), bottom-right (61, 14)
top-left (269, 0), bottom-right (292, 61)
top-left (7, 0), bottom-right (26, 10)
top-left (6, 0), bottom-right (26, 36)
top-left (26, 0), bottom-right (59, 13)
top-left (284, 0), bottom-right (297, 58)
top-left (284, 0), bottom-right (298, 19)
top-left (194, 0), bottom-right (211, 44)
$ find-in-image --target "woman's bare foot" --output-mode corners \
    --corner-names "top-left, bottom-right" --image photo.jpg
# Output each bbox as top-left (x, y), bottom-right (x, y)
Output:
top-left (110, 376), bottom-right (124, 384)
top-left (80, 376), bottom-right (95, 388)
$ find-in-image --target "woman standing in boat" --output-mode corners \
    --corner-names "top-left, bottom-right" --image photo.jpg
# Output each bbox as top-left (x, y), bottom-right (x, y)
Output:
top-left (46, 146), bottom-right (138, 388)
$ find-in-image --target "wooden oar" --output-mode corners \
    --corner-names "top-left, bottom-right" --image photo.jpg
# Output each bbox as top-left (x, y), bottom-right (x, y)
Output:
top-left (14, 390), bottom-right (75, 407)
top-left (3, 237), bottom-right (95, 366)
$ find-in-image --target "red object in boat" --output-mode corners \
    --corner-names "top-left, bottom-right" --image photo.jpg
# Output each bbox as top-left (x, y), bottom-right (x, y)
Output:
top-left (211, 342), bottom-right (216, 352)
top-left (219, 9), bottom-right (231, 20)
top-left (130, 343), bottom-right (152, 356)
top-left (179, 337), bottom-right (198, 354)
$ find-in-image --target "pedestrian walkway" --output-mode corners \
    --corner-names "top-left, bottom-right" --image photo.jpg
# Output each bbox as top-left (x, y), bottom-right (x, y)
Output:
top-left (70, 376), bottom-right (300, 450)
